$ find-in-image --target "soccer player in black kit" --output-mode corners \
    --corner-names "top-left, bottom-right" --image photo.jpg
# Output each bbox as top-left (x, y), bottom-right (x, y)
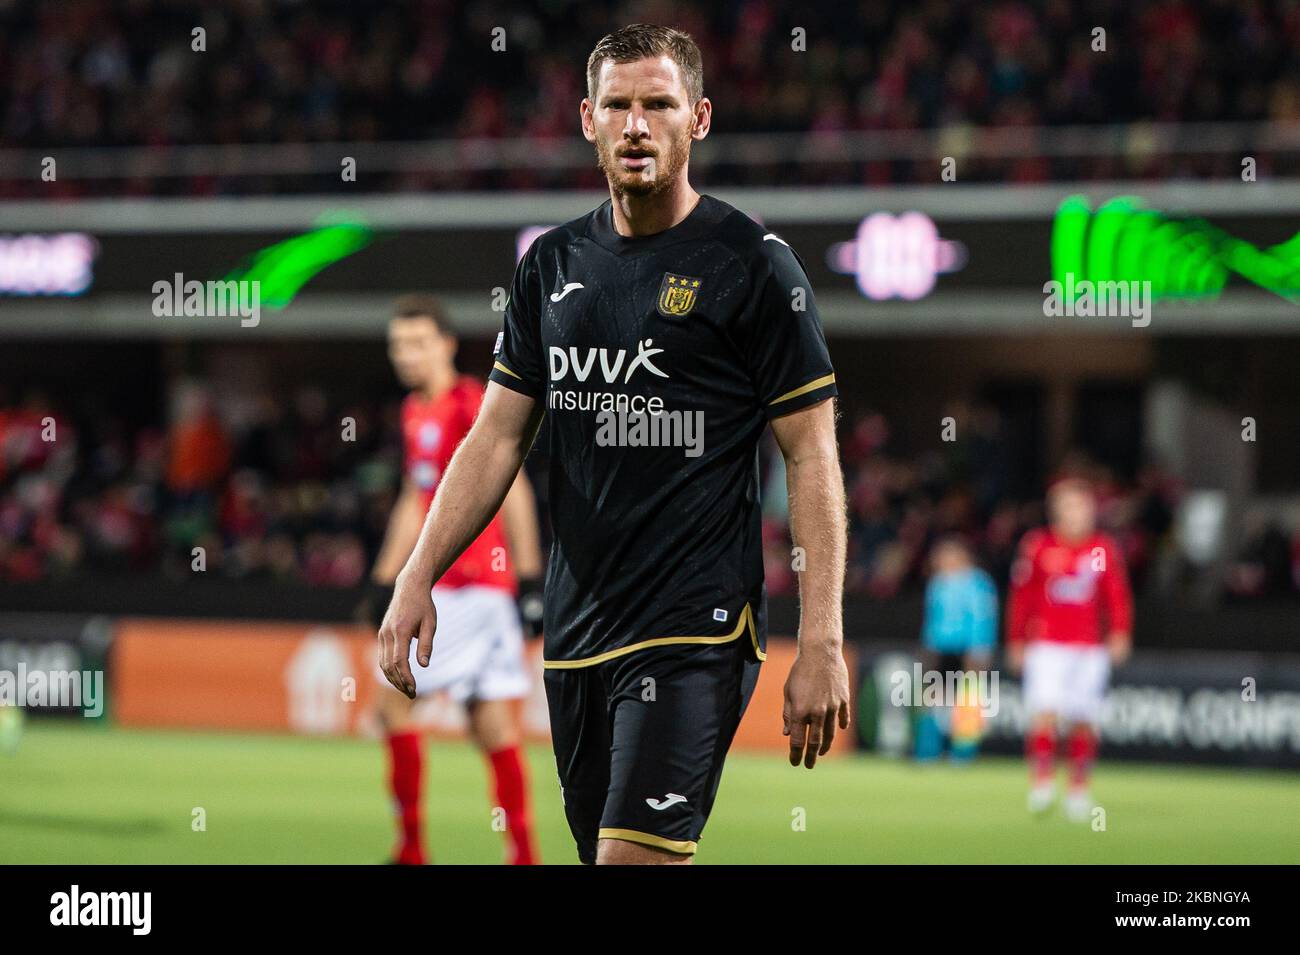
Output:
top-left (379, 23), bottom-right (851, 864)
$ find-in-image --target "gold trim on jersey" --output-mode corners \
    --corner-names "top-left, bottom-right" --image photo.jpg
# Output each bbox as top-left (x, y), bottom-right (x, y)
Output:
top-left (598, 828), bottom-right (698, 855)
top-left (770, 372), bottom-right (836, 407)
top-left (493, 360), bottom-right (522, 380)
top-left (542, 602), bottom-right (765, 669)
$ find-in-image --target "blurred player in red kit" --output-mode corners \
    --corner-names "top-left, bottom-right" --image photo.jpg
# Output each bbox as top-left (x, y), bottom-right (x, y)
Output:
top-left (361, 294), bottom-right (546, 864)
top-left (1006, 477), bottom-right (1132, 821)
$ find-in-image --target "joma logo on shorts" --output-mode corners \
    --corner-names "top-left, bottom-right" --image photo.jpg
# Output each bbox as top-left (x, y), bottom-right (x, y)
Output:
top-left (645, 793), bottom-right (688, 811)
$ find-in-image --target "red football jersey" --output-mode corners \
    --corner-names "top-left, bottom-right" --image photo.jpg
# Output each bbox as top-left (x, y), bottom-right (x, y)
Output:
top-left (401, 377), bottom-right (515, 594)
top-left (1006, 528), bottom-right (1132, 646)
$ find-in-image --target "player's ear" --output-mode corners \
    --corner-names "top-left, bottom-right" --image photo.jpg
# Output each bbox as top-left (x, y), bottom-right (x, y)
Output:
top-left (691, 97), bottom-right (711, 141)
top-left (579, 99), bottom-right (597, 143)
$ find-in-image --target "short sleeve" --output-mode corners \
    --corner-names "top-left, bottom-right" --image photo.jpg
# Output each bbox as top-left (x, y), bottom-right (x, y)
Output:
top-left (488, 239), bottom-right (545, 399)
top-left (739, 240), bottom-right (837, 419)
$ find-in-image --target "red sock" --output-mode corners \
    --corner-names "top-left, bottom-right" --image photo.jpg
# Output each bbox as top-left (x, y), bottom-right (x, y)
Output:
top-left (1066, 724), bottom-right (1098, 791)
top-left (386, 731), bottom-right (425, 865)
top-left (488, 745), bottom-right (539, 865)
top-left (1026, 725), bottom-right (1056, 785)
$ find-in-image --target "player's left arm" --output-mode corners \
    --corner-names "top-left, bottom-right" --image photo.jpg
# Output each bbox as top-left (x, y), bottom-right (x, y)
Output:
top-left (739, 234), bottom-right (845, 768)
top-left (500, 470), bottom-right (545, 635)
top-left (770, 398), bottom-right (851, 770)
top-left (1101, 536), bottom-right (1134, 666)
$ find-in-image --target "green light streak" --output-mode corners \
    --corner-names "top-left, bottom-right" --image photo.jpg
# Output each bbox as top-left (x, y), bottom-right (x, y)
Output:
top-left (221, 219), bottom-right (376, 310)
top-left (1051, 196), bottom-right (1300, 304)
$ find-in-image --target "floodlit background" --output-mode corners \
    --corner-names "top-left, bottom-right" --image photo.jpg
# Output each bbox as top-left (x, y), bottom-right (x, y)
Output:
top-left (2, 0), bottom-right (1299, 863)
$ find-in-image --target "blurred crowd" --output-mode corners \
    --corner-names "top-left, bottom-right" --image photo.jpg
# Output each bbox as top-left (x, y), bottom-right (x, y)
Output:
top-left (3, 0), bottom-right (1299, 196)
top-left (6, 380), bottom-right (1298, 601)
top-left (0, 382), bottom-right (398, 588)
top-left (757, 407), bottom-right (1215, 600)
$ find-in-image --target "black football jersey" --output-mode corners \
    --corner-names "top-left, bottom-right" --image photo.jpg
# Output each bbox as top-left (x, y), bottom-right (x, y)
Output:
top-left (489, 194), bottom-right (837, 668)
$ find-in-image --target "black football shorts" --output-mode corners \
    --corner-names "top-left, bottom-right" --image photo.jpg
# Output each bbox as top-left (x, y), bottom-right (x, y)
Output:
top-left (543, 636), bottom-right (762, 863)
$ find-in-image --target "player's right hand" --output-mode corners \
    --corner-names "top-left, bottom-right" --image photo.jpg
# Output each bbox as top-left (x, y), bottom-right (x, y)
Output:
top-left (377, 571), bottom-right (437, 699)
top-left (1106, 632), bottom-right (1132, 667)
top-left (1006, 641), bottom-right (1025, 676)
top-left (516, 576), bottom-right (545, 638)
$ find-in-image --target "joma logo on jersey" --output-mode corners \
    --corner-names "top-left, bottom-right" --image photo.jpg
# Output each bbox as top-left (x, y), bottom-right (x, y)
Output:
top-left (657, 273), bottom-right (702, 318)
top-left (548, 341), bottom-right (668, 384)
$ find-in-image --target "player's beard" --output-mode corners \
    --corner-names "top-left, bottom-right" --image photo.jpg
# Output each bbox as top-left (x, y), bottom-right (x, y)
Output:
top-left (596, 129), bottom-right (691, 200)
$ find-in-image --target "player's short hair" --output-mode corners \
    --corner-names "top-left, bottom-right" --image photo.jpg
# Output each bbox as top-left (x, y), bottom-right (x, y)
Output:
top-left (586, 24), bottom-right (704, 105)
top-left (1047, 475), bottom-right (1095, 500)
top-left (934, 533), bottom-right (974, 556)
top-left (391, 293), bottom-right (454, 337)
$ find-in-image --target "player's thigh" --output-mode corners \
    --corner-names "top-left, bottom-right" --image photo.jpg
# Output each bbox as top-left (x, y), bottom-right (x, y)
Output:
top-left (461, 588), bottom-right (530, 707)
top-left (599, 639), bottom-right (759, 858)
top-left (374, 683), bottom-right (418, 731)
top-left (373, 586), bottom-right (468, 696)
top-left (466, 697), bottom-right (518, 752)
top-left (1061, 646), bottom-right (1111, 725)
top-left (542, 663), bottom-right (611, 864)
top-left (596, 836), bottom-right (693, 865)
top-left (392, 585), bottom-right (501, 698)
top-left (1022, 642), bottom-right (1070, 717)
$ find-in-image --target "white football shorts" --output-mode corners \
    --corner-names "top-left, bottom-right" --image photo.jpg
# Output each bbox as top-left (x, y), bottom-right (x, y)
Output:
top-left (375, 584), bottom-right (529, 703)
top-left (1022, 641), bottom-right (1110, 726)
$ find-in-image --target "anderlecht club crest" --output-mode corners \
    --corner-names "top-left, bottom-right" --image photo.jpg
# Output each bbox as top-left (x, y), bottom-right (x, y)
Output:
top-left (657, 273), bottom-right (702, 318)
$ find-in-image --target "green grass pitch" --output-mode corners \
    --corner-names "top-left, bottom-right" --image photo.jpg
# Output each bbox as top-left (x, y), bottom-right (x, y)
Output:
top-left (3, 720), bottom-right (1297, 864)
